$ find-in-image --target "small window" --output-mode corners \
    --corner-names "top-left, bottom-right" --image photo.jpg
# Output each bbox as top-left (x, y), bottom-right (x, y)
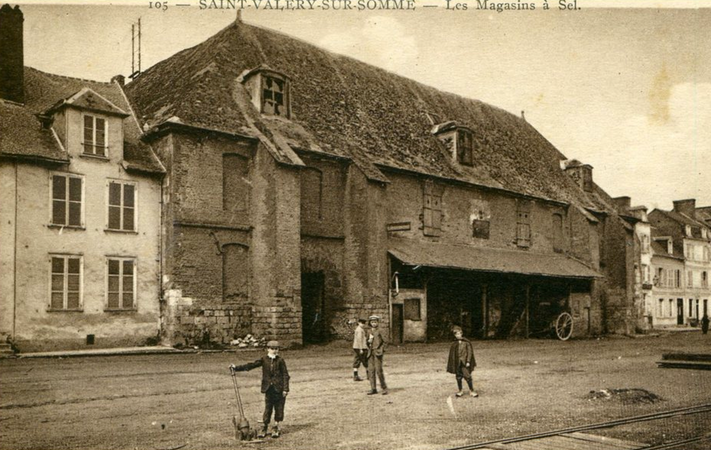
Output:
top-left (687, 270), bottom-right (694, 288)
top-left (703, 271), bottom-right (708, 288)
top-left (552, 213), bottom-right (564, 252)
top-left (261, 75), bottom-right (288, 117)
top-left (107, 181), bottom-right (136, 231)
top-left (423, 180), bottom-right (443, 237)
top-left (51, 174), bottom-right (83, 227)
top-left (456, 129), bottom-right (473, 166)
top-left (675, 270), bottom-right (681, 288)
top-left (83, 115), bottom-right (107, 156)
top-left (472, 219), bottom-right (490, 239)
top-left (50, 255), bottom-right (82, 310)
top-left (658, 299), bottom-right (664, 317)
top-left (107, 257), bottom-right (135, 310)
top-left (404, 298), bottom-right (421, 321)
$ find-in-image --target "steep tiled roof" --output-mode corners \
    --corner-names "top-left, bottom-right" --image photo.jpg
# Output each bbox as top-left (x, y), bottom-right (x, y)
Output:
top-left (126, 21), bottom-right (604, 206)
top-left (0, 99), bottom-right (68, 163)
top-left (655, 209), bottom-right (708, 235)
top-left (0, 67), bottom-right (164, 174)
top-left (697, 207), bottom-right (711, 226)
top-left (651, 239), bottom-right (683, 260)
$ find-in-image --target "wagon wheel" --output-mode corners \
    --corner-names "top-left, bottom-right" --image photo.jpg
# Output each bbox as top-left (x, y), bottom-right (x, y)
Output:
top-left (555, 312), bottom-right (573, 341)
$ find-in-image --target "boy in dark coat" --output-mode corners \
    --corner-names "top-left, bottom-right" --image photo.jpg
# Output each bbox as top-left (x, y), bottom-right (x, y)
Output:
top-left (446, 326), bottom-right (478, 397)
top-left (230, 340), bottom-right (290, 438)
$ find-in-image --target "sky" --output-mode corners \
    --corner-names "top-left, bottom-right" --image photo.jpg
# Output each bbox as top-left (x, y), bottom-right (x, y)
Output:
top-left (12, 0), bottom-right (711, 211)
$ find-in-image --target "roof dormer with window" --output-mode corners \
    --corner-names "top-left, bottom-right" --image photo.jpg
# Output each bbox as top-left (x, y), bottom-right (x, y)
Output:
top-left (431, 121), bottom-right (474, 167)
top-left (241, 66), bottom-right (291, 119)
top-left (41, 87), bottom-right (129, 162)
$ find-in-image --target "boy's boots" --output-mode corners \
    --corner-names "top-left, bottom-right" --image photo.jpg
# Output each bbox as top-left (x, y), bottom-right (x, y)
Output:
top-left (271, 425), bottom-right (280, 438)
top-left (258, 425), bottom-right (268, 439)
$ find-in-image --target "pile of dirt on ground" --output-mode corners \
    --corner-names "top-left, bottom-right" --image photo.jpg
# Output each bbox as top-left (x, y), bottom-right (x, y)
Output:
top-left (586, 388), bottom-right (663, 405)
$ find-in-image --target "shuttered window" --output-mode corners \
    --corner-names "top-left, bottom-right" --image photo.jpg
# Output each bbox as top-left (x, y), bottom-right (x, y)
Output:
top-left (516, 201), bottom-right (532, 248)
top-left (423, 180), bottom-right (443, 237)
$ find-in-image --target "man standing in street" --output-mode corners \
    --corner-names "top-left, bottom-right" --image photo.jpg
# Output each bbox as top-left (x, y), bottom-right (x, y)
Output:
top-left (366, 315), bottom-right (388, 395)
top-left (352, 318), bottom-right (368, 381)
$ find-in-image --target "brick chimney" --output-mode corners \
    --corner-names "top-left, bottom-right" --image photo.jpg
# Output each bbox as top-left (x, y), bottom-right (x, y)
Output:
top-left (111, 74), bottom-right (125, 87)
top-left (672, 199), bottom-right (696, 219)
top-left (563, 159), bottom-right (594, 193)
top-left (0, 4), bottom-right (24, 104)
top-left (612, 196), bottom-right (631, 213)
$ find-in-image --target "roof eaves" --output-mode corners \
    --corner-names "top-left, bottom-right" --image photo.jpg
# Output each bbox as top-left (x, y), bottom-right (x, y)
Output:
top-left (143, 120), bottom-right (259, 144)
top-left (376, 163), bottom-right (569, 208)
top-left (0, 152), bottom-right (69, 165)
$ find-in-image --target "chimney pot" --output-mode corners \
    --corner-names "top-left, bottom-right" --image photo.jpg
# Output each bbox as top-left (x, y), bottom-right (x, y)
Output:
top-left (111, 74), bottom-right (126, 86)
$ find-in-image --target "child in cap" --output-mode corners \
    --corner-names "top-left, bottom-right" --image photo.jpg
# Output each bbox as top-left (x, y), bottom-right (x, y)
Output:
top-left (352, 318), bottom-right (369, 381)
top-left (446, 326), bottom-right (478, 397)
top-left (366, 315), bottom-right (388, 395)
top-left (230, 340), bottom-right (290, 438)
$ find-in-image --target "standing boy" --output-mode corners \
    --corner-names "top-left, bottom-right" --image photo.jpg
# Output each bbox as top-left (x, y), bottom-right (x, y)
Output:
top-left (366, 315), bottom-right (388, 395)
top-left (230, 340), bottom-right (290, 438)
top-left (446, 326), bottom-right (478, 397)
top-left (352, 318), bottom-right (369, 381)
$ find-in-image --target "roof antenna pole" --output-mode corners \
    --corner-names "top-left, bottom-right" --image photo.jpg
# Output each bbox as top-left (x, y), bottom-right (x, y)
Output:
top-left (131, 23), bottom-right (135, 78)
top-left (129, 19), bottom-right (142, 80)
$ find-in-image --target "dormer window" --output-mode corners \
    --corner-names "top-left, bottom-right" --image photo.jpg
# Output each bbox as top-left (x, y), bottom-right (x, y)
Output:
top-left (431, 121), bottom-right (475, 167)
top-left (685, 225), bottom-right (692, 237)
top-left (262, 75), bottom-right (287, 116)
top-left (83, 114), bottom-right (107, 157)
top-left (241, 66), bottom-right (292, 118)
top-left (457, 129), bottom-right (473, 166)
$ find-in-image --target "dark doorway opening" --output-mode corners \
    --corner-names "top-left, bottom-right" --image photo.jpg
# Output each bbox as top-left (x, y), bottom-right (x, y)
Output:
top-left (392, 304), bottom-right (404, 345)
top-left (677, 298), bottom-right (684, 325)
top-left (427, 274), bottom-right (484, 341)
top-left (302, 272), bottom-right (326, 344)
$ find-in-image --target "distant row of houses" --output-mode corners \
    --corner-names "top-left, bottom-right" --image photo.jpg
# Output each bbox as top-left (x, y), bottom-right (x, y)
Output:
top-left (1, 4), bottom-right (709, 352)
top-left (620, 199), bottom-right (710, 330)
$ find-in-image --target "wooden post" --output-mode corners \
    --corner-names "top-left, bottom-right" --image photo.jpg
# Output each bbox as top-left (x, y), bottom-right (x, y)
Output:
top-left (482, 283), bottom-right (488, 338)
top-left (525, 284), bottom-right (530, 339)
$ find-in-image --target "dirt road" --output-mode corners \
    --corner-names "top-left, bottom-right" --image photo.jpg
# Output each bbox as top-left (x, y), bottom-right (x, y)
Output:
top-left (1, 333), bottom-right (710, 450)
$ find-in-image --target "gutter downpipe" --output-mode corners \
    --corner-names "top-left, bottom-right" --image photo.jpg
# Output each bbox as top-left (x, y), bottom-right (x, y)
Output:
top-left (12, 162), bottom-right (18, 339)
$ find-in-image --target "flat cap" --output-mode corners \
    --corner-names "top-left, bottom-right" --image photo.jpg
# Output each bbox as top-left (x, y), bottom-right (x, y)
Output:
top-left (368, 315), bottom-right (381, 321)
top-left (266, 340), bottom-right (281, 348)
